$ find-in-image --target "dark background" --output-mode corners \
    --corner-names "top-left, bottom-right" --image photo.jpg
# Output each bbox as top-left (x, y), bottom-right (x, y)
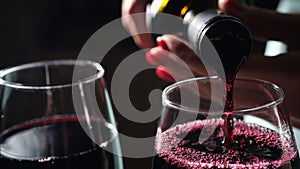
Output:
top-left (0, 0), bottom-right (121, 68)
top-left (0, 0), bottom-right (279, 169)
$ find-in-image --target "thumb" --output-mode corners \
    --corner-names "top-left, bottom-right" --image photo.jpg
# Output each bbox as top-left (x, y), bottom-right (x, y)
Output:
top-left (218, 0), bottom-right (300, 44)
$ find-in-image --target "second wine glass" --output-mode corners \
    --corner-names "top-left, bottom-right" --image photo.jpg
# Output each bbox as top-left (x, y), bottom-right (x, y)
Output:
top-left (0, 59), bottom-right (123, 169)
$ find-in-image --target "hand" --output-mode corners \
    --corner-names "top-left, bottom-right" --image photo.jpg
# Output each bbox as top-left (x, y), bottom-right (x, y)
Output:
top-left (145, 0), bottom-right (300, 127)
top-left (218, 0), bottom-right (300, 51)
top-left (121, 0), bottom-right (154, 48)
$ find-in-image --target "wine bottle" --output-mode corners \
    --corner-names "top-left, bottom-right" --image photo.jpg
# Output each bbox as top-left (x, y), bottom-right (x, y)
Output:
top-left (146, 0), bottom-right (252, 76)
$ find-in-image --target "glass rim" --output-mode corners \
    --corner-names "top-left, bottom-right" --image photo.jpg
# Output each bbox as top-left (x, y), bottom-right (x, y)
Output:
top-left (162, 76), bottom-right (285, 114)
top-left (0, 59), bottom-right (104, 90)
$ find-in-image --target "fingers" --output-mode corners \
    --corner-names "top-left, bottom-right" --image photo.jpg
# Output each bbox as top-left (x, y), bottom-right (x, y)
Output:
top-left (122, 0), bottom-right (154, 48)
top-left (155, 66), bottom-right (175, 82)
top-left (159, 35), bottom-right (212, 75)
top-left (218, 0), bottom-right (300, 44)
top-left (146, 45), bottom-right (197, 82)
top-left (146, 35), bottom-right (217, 82)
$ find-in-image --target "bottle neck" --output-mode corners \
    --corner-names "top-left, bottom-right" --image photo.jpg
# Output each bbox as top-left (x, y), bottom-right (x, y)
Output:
top-left (188, 10), bottom-right (252, 75)
top-left (187, 9), bottom-right (223, 51)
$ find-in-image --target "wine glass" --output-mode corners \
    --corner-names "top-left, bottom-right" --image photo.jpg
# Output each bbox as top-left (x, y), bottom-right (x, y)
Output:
top-left (0, 59), bottom-right (123, 169)
top-left (152, 76), bottom-right (299, 169)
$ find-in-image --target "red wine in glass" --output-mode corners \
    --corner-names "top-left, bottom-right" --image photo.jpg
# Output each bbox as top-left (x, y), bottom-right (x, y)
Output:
top-left (0, 116), bottom-right (121, 169)
top-left (152, 119), bottom-right (299, 169)
top-left (152, 75), bottom-right (299, 168)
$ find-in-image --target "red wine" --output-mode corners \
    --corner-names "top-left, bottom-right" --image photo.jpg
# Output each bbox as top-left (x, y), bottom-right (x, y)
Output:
top-left (223, 76), bottom-right (234, 150)
top-left (207, 29), bottom-right (250, 150)
top-left (153, 119), bottom-right (298, 169)
top-left (0, 116), bottom-right (122, 169)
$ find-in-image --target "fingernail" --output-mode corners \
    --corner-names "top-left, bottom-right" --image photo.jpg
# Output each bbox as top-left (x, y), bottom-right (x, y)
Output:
top-left (146, 49), bottom-right (162, 65)
top-left (145, 51), bottom-right (154, 64)
top-left (156, 36), bottom-right (169, 50)
top-left (156, 67), bottom-right (175, 82)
